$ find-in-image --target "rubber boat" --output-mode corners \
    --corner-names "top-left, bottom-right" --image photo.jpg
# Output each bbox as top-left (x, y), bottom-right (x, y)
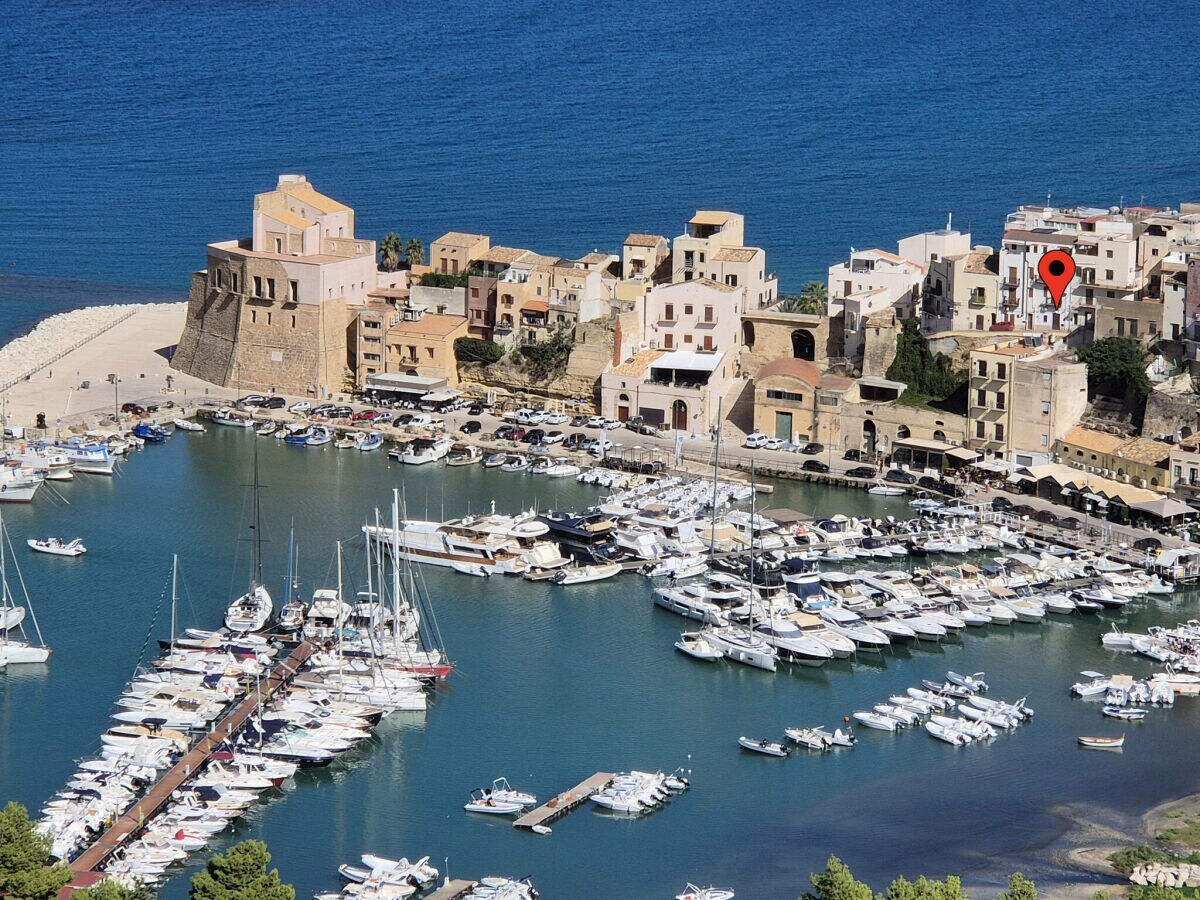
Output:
top-left (738, 736), bottom-right (788, 757)
top-left (27, 537), bottom-right (86, 557)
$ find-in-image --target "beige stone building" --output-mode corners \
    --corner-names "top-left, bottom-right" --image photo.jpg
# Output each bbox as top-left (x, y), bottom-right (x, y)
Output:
top-left (1053, 425), bottom-right (1171, 492)
top-left (966, 340), bottom-right (1088, 466)
top-left (920, 246), bottom-right (1000, 332)
top-left (173, 175), bottom-right (376, 395)
top-left (828, 249), bottom-right (923, 359)
top-left (621, 234), bottom-right (670, 282)
top-left (739, 307), bottom-right (831, 373)
top-left (668, 211), bottom-right (778, 308)
top-left (429, 232), bottom-right (490, 276)
top-left (837, 379), bottom-right (967, 461)
top-left (1169, 437), bottom-right (1200, 502)
top-left (751, 358), bottom-right (847, 445)
top-left (354, 299), bottom-right (468, 391)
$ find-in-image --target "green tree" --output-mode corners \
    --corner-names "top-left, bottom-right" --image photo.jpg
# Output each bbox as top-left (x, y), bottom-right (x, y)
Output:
top-left (997, 873), bottom-right (1036, 900)
top-left (454, 337), bottom-right (505, 365)
top-left (190, 840), bottom-right (294, 900)
top-left (883, 874), bottom-right (969, 900)
top-left (1127, 886), bottom-right (1192, 900)
top-left (778, 282), bottom-right (827, 315)
top-left (379, 232), bottom-right (403, 272)
top-left (805, 855), bottom-right (874, 900)
top-left (1077, 336), bottom-right (1151, 399)
top-left (75, 878), bottom-right (155, 900)
top-left (518, 326), bottom-right (575, 381)
top-left (405, 238), bottom-right (424, 268)
top-left (0, 801), bottom-right (71, 899)
top-left (887, 318), bottom-right (964, 400)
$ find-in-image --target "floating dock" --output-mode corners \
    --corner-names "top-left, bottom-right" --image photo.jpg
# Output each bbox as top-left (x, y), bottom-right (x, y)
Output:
top-left (425, 879), bottom-right (479, 900)
top-left (69, 640), bottom-right (317, 874)
top-left (513, 772), bottom-right (613, 831)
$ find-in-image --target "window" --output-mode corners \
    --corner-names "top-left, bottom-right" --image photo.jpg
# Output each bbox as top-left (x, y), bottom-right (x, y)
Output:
top-left (996, 392), bottom-right (1005, 410)
top-left (997, 362), bottom-right (1007, 380)
top-left (471, 287), bottom-right (479, 298)
top-left (976, 421), bottom-right (985, 438)
top-left (291, 315), bottom-right (296, 328)
top-left (251, 310), bottom-right (257, 324)
top-left (363, 353), bottom-right (380, 362)
top-left (684, 334), bottom-right (693, 344)
top-left (254, 276), bottom-right (263, 297)
top-left (406, 345), bottom-right (418, 361)
top-left (977, 360), bottom-right (987, 377)
top-left (1105, 269), bottom-right (1114, 281)
top-left (994, 423), bottom-right (1004, 441)
top-left (266, 312), bottom-right (272, 325)
top-left (274, 237), bottom-right (282, 253)
top-left (1106, 249), bottom-right (1113, 258)
top-left (664, 304), bottom-right (674, 321)
top-left (726, 274), bottom-right (738, 287)
top-left (976, 389), bottom-right (986, 407)
top-left (766, 389), bottom-right (805, 402)
top-left (703, 305), bottom-right (714, 323)
top-left (684, 305), bottom-right (693, 316)
top-left (1041, 434), bottom-right (1048, 447)
top-left (363, 320), bottom-right (381, 329)
top-left (289, 280), bottom-right (299, 302)
top-left (699, 252), bottom-right (705, 263)
top-left (267, 278), bottom-right (276, 300)
top-left (232, 273), bottom-right (239, 293)
top-left (427, 347), bottom-right (435, 360)
top-left (1042, 401), bottom-right (1050, 414)
top-left (216, 269), bottom-right (225, 289)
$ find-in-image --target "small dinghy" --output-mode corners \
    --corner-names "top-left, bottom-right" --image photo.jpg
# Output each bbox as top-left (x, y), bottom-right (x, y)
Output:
top-left (552, 562), bottom-right (622, 585)
top-left (676, 886), bottom-right (736, 900)
top-left (464, 790), bottom-right (526, 815)
top-left (675, 632), bottom-right (724, 661)
top-left (1102, 706), bottom-right (1147, 720)
top-left (738, 736), bottom-right (789, 757)
top-left (1078, 734), bottom-right (1125, 750)
top-left (450, 562), bottom-right (490, 578)
top-left (811, 726), bottom-right (856, 747)
top-left (173, 418), bottom-right (204, 432)
top-left (946, 671), bottom-right (988, 693)
top-left (27, 537), bottom-right (87, 557)
top-left (784, 727), bottom-right (832, 751)
top-left (255, 421), bottom-right (277, 437)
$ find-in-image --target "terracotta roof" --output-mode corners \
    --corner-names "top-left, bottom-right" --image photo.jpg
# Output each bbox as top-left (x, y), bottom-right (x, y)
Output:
top-left (610, 349), bottom-right (663, 376)
top-left (278, 180), bottom-right (349, 214)
top-left (964, 248), bottom-right (998, 275)
top-left (712, 247), bottom-right (760, 263)
top-left (522, 300), bottom-right (549, 314)
top-left (1059, 426), bottom-right (1126, 455)
top-left (433, 231), bottom-right (488, 247)
top-left (264, 209), bottom-right (313, 230)
top-left (688, 211), bottom-right (736, 227)
top-left (388, 314), bottom-right (468, 338)
top-left (1115, 437), bottom-right (1171, 467)
top-left (819, 375), bottom-right (854, 391)
top-left (624, 233), bottom-right (664, 248)
top-left (755, 357), bottom-right (821, 387)
top-left (480, 246), bottom-right (532, 265)
top-left (578, 252), bottom-right (614, 266)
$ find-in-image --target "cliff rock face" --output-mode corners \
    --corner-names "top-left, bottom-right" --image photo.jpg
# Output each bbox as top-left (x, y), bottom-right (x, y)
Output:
top-left (457, 320), bottom-right (614, 403)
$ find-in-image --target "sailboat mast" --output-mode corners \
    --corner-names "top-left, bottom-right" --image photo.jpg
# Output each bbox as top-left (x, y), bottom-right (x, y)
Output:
top-left (391, 488), bottom-right (401, 656)
top-left (251, 443), bottom-right (264, 588)
top-left (709, 397), bottom-right (723, 557)
top-left (171, 554), bottom-right (178, 653)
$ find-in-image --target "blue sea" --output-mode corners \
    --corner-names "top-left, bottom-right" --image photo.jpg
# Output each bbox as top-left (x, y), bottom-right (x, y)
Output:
top-left (3, 2), bottom-right (1200, 896)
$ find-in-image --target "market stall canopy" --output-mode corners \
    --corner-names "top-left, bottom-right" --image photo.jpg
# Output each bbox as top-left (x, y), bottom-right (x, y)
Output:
top-left (1130, 497), bottom-right (1196, 519)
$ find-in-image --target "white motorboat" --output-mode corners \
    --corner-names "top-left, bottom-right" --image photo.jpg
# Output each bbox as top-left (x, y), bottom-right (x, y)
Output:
top-left (852, 711), bottom-right (898, 731)
top-left (819, 606), bottom-right (890, 650)
top-left (810, 726), bottom-right (856, 747)
top-left (446, 443), bottom-right (482, 466)
top-left (551, 562), bottom-right (621, 585)
top-left (1072, 671), bottom-right (1110, 697)
top-left (946, 671), bottom-right (989, 693)
top-left (702, 627), bottom-right (777, 671)
top-left (868, 479), bottom-right (906, 496)
top-left (255, 420), bottom-right (278, 437)
top-left (675, 632), bottom-right (724, 661)
top-left (464, 791), bottom-right (525, 815)
top-left (355, 431), bottom-right (383, 452)
top-left (306, 426), bottom-right (333, 446)
top-left (676, 885), bottom-right (736, 900)
top-left (738, 736), bottom-right (788, 756)
top-left (27, 537), bottom-right (86, 557)
top-left (212, 407), bottom-right (253, 428)
top-left (925, 719), bottom-right (971, 745)
top-left (873, 703), bottom-right (919, 727)
top-left (172, 418), bottom-right (204, 432)
top-left (785, 727), bottom-right (832, 750)
top-left (751, 619), bottom-right (833, 666)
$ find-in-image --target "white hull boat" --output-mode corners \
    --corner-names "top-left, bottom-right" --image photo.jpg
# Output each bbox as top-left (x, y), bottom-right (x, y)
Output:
top-left (738, 736), bottom-right (788, 756)
top-left (172, 418), bottom-right (204, 432)
top-left (675, 632), bottom-right (724, 661)
top-left (27, 537), bottom-right (86, 557)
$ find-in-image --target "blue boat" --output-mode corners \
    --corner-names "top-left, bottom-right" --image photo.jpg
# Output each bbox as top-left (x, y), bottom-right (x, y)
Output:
top-left (131, 422), bottom-right (169, 443)
top-left (283, 426), bottom-right (313, 445)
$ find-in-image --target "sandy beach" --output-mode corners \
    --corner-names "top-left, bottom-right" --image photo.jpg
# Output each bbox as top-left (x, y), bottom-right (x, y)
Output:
top-left (0, 302), bottom-right (235, 432)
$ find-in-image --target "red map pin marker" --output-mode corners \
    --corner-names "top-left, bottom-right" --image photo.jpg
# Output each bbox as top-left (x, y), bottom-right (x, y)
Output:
top-left (1038, 249), bottom-right (1075, 310)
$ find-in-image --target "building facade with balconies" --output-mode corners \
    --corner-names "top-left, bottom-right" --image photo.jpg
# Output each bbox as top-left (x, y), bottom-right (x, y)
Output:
top-left (920, 245), bottom-right (1000, 332)
top-left (827, 247), bottom-right (924, 360)
top-left (173, 174), bottom-right (377, 394)
top-left (354, 299), bottom-right (468, 390)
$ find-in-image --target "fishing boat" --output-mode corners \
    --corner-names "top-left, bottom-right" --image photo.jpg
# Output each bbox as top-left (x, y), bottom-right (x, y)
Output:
top-left (255, 420), bottom-right (278, 437)
top-left (333, 432), bottom-right (358, 450)
top-left (445, 444), bottom-right (482, 466)
top-left (551, 562), bottom-right (622, 584)
top-left (26, 537), bottom-right (87, 557)
top-left (482, 452), bottom-right (507, 468)
top-left (212, 407), bottom-right (253, 428)
top-left (172, 418), bottom-right (204, 432)
top-left (1102, 706), bottom-right (1147, 720)
top-left (1078, 734), bottom-right (1125, 750)
top-left (306, 426), bottom-right (333, 446)
top-left (355, 431), bottom-right (383, 452)
top-left (675, 631), bottom-right (724, 661)
top-left (868, 479), bottom-right (906, 496)
top-left (131, 422), bottom-right (170, 443)
top-left (500, 454), bottom-right (531, 473)
top-left (738, 736), bottom-right (788, 757)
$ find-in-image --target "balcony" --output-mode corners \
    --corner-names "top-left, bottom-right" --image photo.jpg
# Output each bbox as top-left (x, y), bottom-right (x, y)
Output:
top-left (493, 321), bottom-right (513, 335)
top-left (968, 295), bottom-right (988, 309)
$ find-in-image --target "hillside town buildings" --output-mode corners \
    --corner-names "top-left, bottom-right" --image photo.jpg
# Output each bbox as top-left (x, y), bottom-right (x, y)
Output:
top-left (173, 177), bottom-right (1200, 511)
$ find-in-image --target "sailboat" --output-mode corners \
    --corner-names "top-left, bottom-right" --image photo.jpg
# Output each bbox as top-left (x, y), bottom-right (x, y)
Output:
top-left (277, 526), bottom-right (305, 633)
top-left (0, 510), bottom-right (51, 664)
top-left (224, 444), bottom-right (273, 633)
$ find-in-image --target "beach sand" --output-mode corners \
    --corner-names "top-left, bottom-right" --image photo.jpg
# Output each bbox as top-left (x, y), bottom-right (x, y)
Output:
top-left (0, 302), bottom-right (234, 431)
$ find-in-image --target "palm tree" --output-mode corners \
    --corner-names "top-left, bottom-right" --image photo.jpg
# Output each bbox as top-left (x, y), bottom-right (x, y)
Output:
top-left (778, 281), bottom-right (827, 314)
top-left (405, 238), bottom-right (424, 269)
top-left (799, 280), bottom-right (828, 305)
top-left (379, 232), bottom-right (403, 272)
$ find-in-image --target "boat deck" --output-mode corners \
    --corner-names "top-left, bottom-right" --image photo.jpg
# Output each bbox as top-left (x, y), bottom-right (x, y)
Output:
top-left (425, 879), bottom-right (479, 900)
top-left (69, 640), bottom-right (317, 875)
top-left (513, 772), bottom-right (613, 831)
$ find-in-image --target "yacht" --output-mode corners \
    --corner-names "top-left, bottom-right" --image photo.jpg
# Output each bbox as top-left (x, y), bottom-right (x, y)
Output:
top-left (819, 606), bottom-right (890, 650)
top-left (537, 509), bottom-right (618, 561)
top-left (224, 448), bottom-right (273, 633)
top-left (783, 611), bottom-right (856, 658)
top-left (751, 618), bottom-right (833, 666)
top-left (394, 435), bottom-right (452, 465)
top-left (302, 589), bottom-right (352, 642)
top-left (702, 627), bottom-right (777, 671)
top-left (363, 520), bottom-right (528, 574)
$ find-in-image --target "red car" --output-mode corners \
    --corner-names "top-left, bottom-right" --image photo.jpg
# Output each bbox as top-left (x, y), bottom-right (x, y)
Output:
top-left (989, 321), bottom-right (1015, 332)
top-left (351, 409), bottom-right (378, 422)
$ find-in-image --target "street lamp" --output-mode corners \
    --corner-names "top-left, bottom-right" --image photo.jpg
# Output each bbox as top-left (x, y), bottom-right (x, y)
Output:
top-left (108, 373), bottom-right (120, 418)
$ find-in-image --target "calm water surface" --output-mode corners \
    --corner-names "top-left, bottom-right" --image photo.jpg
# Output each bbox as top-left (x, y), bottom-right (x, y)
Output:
top-left (0, 432), bottom-right (1196, 897)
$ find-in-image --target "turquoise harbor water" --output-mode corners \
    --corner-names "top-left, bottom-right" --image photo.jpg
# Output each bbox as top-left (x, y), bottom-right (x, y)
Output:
top-left (1, 432), bottom-right (1199, 897)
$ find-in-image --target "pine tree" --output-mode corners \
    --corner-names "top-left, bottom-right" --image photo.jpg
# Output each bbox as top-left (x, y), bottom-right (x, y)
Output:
top-left (805, 855), bottom-right (874, 900)
top-left (189, 840), bottom-right (295, 900)
top-left (997, 873), bottom-right (1036, 900)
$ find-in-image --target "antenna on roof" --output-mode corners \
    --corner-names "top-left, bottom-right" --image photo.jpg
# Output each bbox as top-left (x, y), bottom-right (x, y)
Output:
top-left (946, 212), bottom-right (952, 232)
top-left (1046, 191), bottom-right (1052, 207)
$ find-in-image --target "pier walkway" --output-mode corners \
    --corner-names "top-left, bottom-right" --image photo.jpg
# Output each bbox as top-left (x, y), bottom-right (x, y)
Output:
top-left (69, 640), bottom-right (316, 875)
top-left (514, 772), bottom-right (613, 832)
top-left (426, 879), bottom-right (479, 900)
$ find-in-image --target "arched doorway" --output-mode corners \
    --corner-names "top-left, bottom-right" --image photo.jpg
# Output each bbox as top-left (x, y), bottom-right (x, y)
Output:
top-left (672, 399), bottom-right (688, 431)
top-left (742, 320), bottom-right (756, 348)
top-left (617, 392), bottom-right (631, 422)
top-left (897, 425), bottom-right (911, 439)
top-left (933, 430), bottom-right (946, 442)
top-left (863, 420), bottom-right (877, 455)
top-left (791, 329), bottom-right (815, 361)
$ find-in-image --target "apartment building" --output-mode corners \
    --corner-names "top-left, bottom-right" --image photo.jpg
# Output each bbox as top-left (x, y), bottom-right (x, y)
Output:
top-left (966, 339), bottom-right (1088, 466)
top-left (828, 249), bottom-right (923, 359)
top-left (622, 234), bottom-right (670, 282)
top-left (1053, 425), bottom-right (1171, 493)
top-left (354, 299), bottom-right (468, 390)
top-left (429, 232), bottom-right (490, 276)
top-left (173, 174), bottom-right (376, 394)
top-left (669, 211), bottom-right (778, 308)
top-left (920, 246), bottom-right (1000, 332)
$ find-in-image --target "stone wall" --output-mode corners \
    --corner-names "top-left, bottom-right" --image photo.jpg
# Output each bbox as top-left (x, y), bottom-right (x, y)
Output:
top-left (738, 310), bottom-right (830, 376)
top-left (1144, 377), bottom-right (1200, 440)
top-left (860, 314), bottom-right (898, 378)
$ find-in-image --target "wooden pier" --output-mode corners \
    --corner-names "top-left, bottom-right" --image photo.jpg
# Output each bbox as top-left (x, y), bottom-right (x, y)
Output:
top-left (425, 879), bottom-right (479, 900)
top-left (513, 772), bottom-right (613, 832)
top-left (69, 640), bottom-right (317, 875)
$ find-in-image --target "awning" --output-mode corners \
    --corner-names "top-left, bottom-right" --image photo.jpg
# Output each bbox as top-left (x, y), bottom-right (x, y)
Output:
top-left (365, 373), bottom-right (446, 394)
top-left (651, 350), bottom-right (723, 372)
top-left (523, 300), bottom-right (549, 314)
top-left (894, 438), bottom-right (956, 452)
top-left (1131, 497), bottom-right (1196, 519)
top-left (420, 390), bottom-right (461, 403)
top-left (947, 447), bottom-right (980, 461)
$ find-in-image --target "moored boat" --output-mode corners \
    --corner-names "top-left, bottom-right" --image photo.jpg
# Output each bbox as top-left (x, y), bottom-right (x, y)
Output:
top-left (738, 736), bottom-right (788, 757)
top-left (1078, 734), bottom-right (1125, 750)
top-left (27, 537), bottom-right (87, 557)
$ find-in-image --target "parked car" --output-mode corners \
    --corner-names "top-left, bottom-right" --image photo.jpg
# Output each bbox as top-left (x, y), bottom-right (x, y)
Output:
top-left (523, 429), bottom-right (547, 444)
top-left (989, 321), bottom-right (1015, 332)
top-left (260, 396), bottom-right (286, 410)
top-left (763, 437), bottom-right (785, 451)
top-left (515, 408), bottom-right (545, 425)
top-left (843, 449), bottom-right (862, 462)
top-left (846, 466), bottom-right (876, 479)
top-left (992, 496), bottom-right (1015, 512)
top-left (375, 412), bottom-right (394, 424)
top-left (507, 426), bottom-right (526, 441)
top-left (352, 409), bottom-right (378, 421)
top-left (1012, 504), bottom-right (1036, 518)
top-left (917, 475), bottom-right (942, 491)
top-left (120, 402), bottom-right (145, 415)
top-left (586, 415), bottom-right (606, 428)
top-left (460, 420), bottom-right (482, 435)
top-left (289, 401), bottom-right (311, 414)
top-left (468, 404), bottom-right (484, 417)
top-left (602, 419), bottom-right (623, 430)
top-left (237, 395), bottom-right (267, 408)
top-left (884, 469), bottom-right (916, 485)
top-left (588, 440), bottom-right (614, 455)
top-left (542, 430), bottom-right (566, 444)
top-left (331, 406), bottom-right (353, 418)
top-left (743, 432), bottom-right (769, 449)
top-left (570, 415), bottom-right (590, 427)
top-left (393, 413), bottom-right (413, 426)
top-left (494, 425), bottom-right (516, 440)
top-left (800, 442), bottom-right (824, 455)
top-left (802, 460), bottom-right (830, 473)
top-left (1058, 516), bottom-right (1083, 531)
top-left (1033, 509), bottom-right (1059, 525)
top-left (563, 433), bottom-right (587, 450)
top-left (408, 413), bottom-right (433, 427)
top-left (543, 412), bottom-right (569, 425)
top-left (1134, 537), bottom-right (1163, 553)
